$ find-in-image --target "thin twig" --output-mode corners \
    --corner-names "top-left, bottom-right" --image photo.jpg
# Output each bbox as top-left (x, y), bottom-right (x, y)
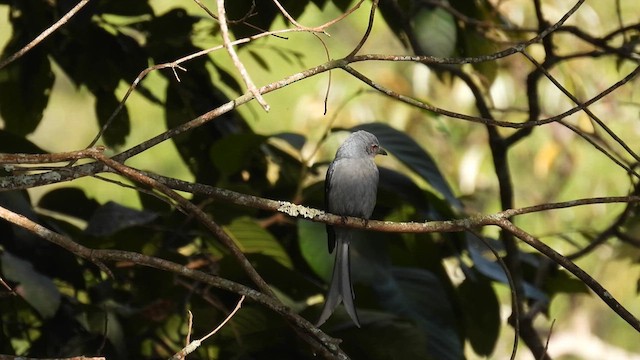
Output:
top-left (346, 0), bottom-right (379, 58)
top-left (169, 296), bottom-right (245, 360)
top-left (217, 0), bottom-right (269, 111)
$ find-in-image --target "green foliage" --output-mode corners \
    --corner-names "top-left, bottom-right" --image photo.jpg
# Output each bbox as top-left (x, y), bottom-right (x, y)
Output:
top-left (0, 0), bottom-right (633, 359)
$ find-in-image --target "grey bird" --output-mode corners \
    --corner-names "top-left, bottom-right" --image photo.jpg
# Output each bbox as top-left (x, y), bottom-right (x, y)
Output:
top-left (317, 130), bottom-right (387, 327)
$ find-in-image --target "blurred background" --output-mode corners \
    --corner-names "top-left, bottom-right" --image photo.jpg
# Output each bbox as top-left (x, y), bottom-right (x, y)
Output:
top-left (1, 0), bottom-right (640, 359)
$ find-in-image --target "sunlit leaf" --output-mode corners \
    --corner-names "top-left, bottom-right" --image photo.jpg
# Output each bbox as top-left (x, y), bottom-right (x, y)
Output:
top-left (298, 219), bottom-right (332, 280)
top-left (225, 217), bottom-right (293, 268)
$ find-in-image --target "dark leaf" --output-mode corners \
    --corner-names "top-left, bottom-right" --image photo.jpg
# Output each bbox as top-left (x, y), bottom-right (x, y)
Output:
top-left (467, 235), bottom-right (548, 302)
top-left (209, 133), bottom-right (268, 176)
top-left (38, 187), bottom-right (101, 221)
top-left (97, 0), bottom-right (153, 16)
top-left (0, 48), bottom-right (53, 135)
top-left (95, 91), bottom-right (130, 148)
top-left (1, 252), bottom-right (61, 318)
top-left (273, 132), bottom-right (306, 151)
top-left (374, 267), bottom-right (463, 360)
top-left (458, 277), bottom-right (500, 356)
top-left (0, 130), bottom-right (46, 153)
top-left (248, 50), bottom-right (270, 71)
top-left (213, 62), bottom-right (245, 94)
top-left (85, 201), bottom-right (158, 236)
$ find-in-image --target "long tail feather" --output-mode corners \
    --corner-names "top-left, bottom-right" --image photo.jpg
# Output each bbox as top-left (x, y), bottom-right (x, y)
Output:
top-left (317, 233), bottom-right (360, 327)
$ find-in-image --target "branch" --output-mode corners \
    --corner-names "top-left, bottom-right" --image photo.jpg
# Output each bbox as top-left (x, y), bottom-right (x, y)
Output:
top-left (217, 0), bottom-right (269, 111)
top-left (0, 203), bottom-right (348, 360)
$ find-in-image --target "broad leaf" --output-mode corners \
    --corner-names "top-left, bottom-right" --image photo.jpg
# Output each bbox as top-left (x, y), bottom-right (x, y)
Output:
top-left (225, 217), bottom-right (293, 268)
top-left (0, 48), bottom-right (53, 135)
top-left (1, 252), bottom-right (61, 318)
top-left (39, 188), bottom-right (100, 221)
top-left (85, 201), bottom-right (158, 236)
top-left (412, 5), bottom-right (458, 57)
top-left (298, 219), bottom-right (332, 281)
top-left (374, 267), bottom-right (463, 360)
top-left (458, 277), bottom-right (500, 356)
top-left (95, 90), bottom-right (130, 148)
top-left (468, 235), bottom-right (548, 302)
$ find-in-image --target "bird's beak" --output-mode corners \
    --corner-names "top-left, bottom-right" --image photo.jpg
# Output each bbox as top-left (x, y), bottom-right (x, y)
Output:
top-left (377, 147), bottom-right (388, 156)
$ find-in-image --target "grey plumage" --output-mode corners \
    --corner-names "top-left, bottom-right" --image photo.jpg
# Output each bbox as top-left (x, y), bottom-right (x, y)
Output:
top-left (317, 130), bottom-right (387, 327)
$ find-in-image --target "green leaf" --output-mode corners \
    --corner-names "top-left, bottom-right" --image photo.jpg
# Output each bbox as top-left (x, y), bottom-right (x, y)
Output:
top-left (209, 133), bottom-right (268, 176)
top-left (458, 277), bottom-right (500, 356)
top-left (225, 217), bottom-right (292, 268)
top-left (1, 252), bottom-right (61, 318)
top-left (298, 219), bottom-right (332, 280)
top-left (353, 123), bottom-right (461, 209)
top-left (412, 5), bottom-right (458, 57)
top-left (95, 91), bottom-right (130, 148)
top-left (0, 48), bottom-right (54, 135)
top-left (462, 28), bottom-right (498, 84)
top-left (97, 0), bottom-right (153, 16)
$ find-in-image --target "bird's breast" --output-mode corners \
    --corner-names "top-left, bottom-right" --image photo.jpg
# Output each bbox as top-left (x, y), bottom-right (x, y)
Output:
top-left (327, 158), bottom-right (379, 219)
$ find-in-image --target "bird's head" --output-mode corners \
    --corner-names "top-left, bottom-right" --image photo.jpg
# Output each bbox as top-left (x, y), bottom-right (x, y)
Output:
top-left (336, 130), bottom-right (387, 159)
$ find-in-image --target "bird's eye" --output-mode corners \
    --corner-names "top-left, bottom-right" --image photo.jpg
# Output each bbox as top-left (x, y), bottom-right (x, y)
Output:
top-left (371, 144), bottom-right (378, 151)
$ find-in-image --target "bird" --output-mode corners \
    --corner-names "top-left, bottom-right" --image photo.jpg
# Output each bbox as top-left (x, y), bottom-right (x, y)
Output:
top-left (317, 130), bottom-right (387, 327)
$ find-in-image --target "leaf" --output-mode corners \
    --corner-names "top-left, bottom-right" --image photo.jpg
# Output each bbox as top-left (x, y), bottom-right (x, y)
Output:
top-left (467, 235), bottom-right (548, 302)
top-left (0, 47), bottom-right (54, 135)
top-left (95, 91), bottom-right (130, 148)
top-left (544, 268), bottom-right (589, 297)
top-left (225, 217), bottom-right (292, 268)
top-left (85, 201), bottom-right (158, 236)
top-left (352, 123), bottom-right (462, 209)
top-left (340, 318), bottom-right (432, 360)
top-left (412, 5), bottom-right (458, 57)
top-left (1, 252), bottom-right (61, 318)
top-left (248, 50), bottom-right (270, 71)
top-left (298, 220), bottom-right (333, 281)
top-left (462, 28), bottom-right (498, 84)
top-left (97, 0), bottom-right (153, 16)
top-left (0, 130), bottom-right (46, 153)
top-left (373, 267), bottom-right (463, 360)
top-left (213, 62), bottom-right (244, 95)
top-left (273, 132), bottom-right (306, 151)
top-left (458, 277), bottom-right (500, 356)
top-left (209, 133), bottom-right (268, 176)
top-left (38, 187), bottom-right (100, 221)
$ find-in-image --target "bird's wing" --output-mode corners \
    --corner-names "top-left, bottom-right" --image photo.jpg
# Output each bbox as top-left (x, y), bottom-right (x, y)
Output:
top-left (325, 160), bottom-right (337, 253)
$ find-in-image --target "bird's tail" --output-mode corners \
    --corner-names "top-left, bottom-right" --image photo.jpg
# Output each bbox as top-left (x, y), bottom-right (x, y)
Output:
top-left (316, 235), bottom-right (361, 327)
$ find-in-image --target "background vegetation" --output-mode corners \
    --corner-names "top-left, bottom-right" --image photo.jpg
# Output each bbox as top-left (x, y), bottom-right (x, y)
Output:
top-left (1, 0), bottom-right (640, 359)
